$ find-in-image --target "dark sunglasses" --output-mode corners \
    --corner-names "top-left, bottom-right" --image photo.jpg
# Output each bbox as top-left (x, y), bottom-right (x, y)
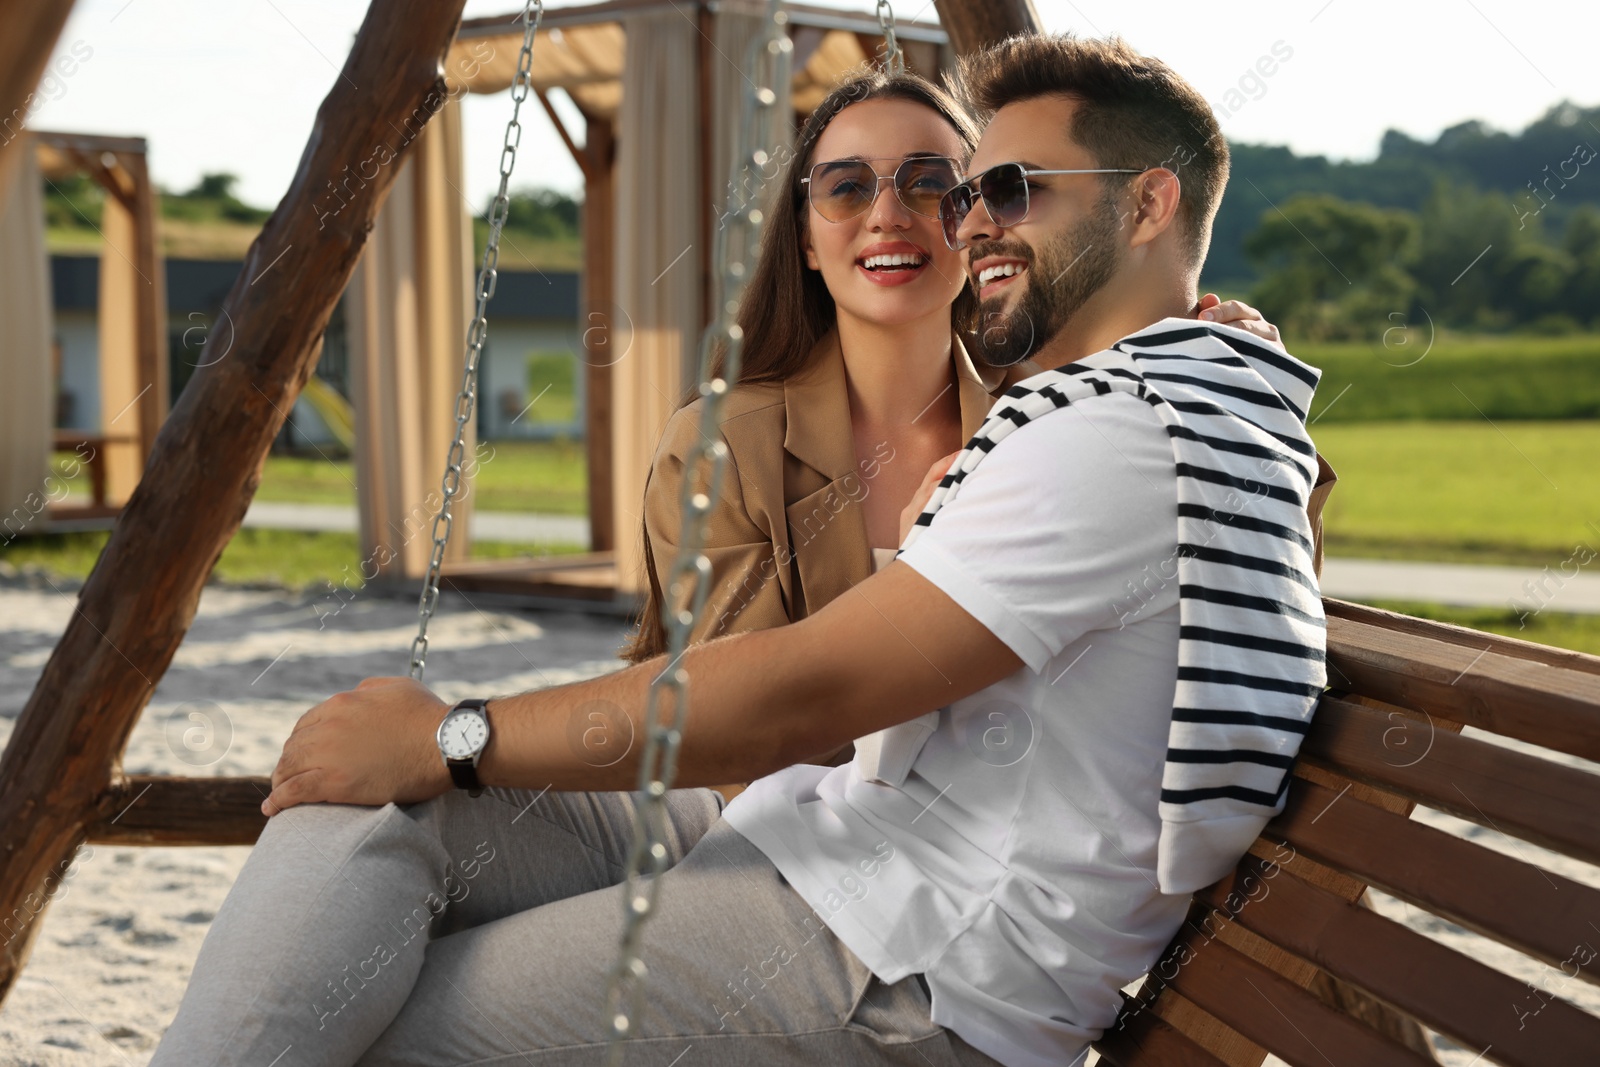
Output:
top-left (801, 156), bottom-right (963, 223)
top-left (938, 162), bottom-right (1146, 250)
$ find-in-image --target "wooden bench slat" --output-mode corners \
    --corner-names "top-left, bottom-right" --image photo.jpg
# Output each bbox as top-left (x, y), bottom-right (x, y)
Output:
top-left (1094, 990), bottom-right (1234, 1067)
top-left (1268, 778), bottom-right (1600, 989)
top-left (1325, 609), bottom-right (1600, 762)
top-left (1162, 925), bottom-right (1438, 1067)
top-left (1300, 697), bottom-right (1600, 866)
top-left (1326, 599), bottom-right (1600, 680)
top-left (1198, 855), bottom-right (1600, 1067)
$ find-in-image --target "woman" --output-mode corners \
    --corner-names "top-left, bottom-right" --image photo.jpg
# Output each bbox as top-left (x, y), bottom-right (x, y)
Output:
top-left (622, 71), bottom-right (1296, 792)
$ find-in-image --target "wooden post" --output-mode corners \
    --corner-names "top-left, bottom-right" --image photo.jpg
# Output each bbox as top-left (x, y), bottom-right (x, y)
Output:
top-left (0, 0), bottom-right (472, 1007)
top-left (0, 0), bottom-right (76, 205)
top-left (582, 114), bottom-right (616, 552)
top-left (125, 149), bottom-right (169, 479)
top-left (95, 176), bottom-right (145, 502)
top-left (931, 0), bottom-right (1041, 54)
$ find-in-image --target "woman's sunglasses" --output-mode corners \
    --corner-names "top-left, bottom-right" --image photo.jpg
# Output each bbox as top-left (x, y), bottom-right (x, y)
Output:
top-left (801, 156), bottom-right (963, 224)
top-left (938, 162), bottom-right (1146, 250)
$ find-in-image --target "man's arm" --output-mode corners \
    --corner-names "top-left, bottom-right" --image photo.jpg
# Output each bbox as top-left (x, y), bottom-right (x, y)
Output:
top-left (261, 562), bottom-right (1021, 813)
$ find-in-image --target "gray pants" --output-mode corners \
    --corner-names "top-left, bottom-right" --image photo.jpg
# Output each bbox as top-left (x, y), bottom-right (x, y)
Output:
top-left (150, 786), bottom-right (1003, 1066)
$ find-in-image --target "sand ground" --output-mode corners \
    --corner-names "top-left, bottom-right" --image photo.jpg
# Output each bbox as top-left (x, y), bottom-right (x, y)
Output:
top-left (0, 571), bottom-right (1596, 1066)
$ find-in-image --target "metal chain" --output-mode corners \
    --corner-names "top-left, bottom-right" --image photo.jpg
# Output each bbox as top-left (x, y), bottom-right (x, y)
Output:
top-left (601, 5), bottom-right (793, 1062)
top-left (876, 0), bottom-right (905, 75)
top-left (409, 0), bottom-right (543, 681)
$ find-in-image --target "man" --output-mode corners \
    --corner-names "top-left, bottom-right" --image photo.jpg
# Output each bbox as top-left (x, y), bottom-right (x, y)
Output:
top-left (152, 34), bottom-right (1326, 1067)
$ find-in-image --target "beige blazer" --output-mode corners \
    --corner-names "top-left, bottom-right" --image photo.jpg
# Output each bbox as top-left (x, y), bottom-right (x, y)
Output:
top-left (639, 328), bottom-right (1007, 649)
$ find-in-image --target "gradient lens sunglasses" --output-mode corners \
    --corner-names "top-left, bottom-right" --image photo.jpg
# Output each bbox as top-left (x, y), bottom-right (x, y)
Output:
top-left (801, 156), bottom-right (964, 224)
top-left (939, 162), bottom-right (1146, 250)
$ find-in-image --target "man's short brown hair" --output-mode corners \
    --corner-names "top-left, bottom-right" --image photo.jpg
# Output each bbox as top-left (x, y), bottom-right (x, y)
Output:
top-left (956, 34), bottom-right (1229, 267)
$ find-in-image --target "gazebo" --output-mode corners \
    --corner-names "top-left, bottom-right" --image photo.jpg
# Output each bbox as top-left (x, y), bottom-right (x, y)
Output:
top-left (349, 1), bottom-right (964, 605)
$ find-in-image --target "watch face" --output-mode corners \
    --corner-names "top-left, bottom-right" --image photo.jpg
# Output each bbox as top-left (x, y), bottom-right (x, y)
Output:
top-left (438, 709), bottom-right (489, 760)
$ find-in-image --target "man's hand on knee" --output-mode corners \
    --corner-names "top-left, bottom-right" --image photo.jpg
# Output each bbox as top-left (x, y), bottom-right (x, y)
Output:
top-left (263, 677), bottom-right (454, 816)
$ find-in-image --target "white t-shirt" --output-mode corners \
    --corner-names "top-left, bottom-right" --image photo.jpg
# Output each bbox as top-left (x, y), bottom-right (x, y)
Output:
top-left (724, 352), bottom-right (1194, 1067)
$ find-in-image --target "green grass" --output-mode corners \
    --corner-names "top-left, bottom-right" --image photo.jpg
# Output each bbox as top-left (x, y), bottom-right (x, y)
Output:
top-left (251, 454), bottom-right (359, 506)
top-left (252, 439), bottom-right (589, 515)
top-left (472, 222), bottom-right (582, 272)
top-left (1297, 332), bottom-right (1600, 423)
top-left (1359, 600), bottom-right (1600, 658)
top-left (1, 529), bottom-right (586, 590)
top-left (1314, 420), bottom-right (1600, 565)
top-left (17, 439), bottom-right (589, 590)
top-left (524, 351), bottom-right (579, 426)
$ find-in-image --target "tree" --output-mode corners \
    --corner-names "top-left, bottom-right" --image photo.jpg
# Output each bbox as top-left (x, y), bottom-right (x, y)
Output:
top-left (163, 171), bottom-right (270, 224)
top-left (183, 173), bottom-right (241, 201)
top-left (1561, 205), bottom-right (1600, 327)
top-left (1244, 194), bottom-right (1418, 340)
top-left (497, 187), bottom-right (581, 238)
top-left (1412, 180), bottom-right (1572, 329)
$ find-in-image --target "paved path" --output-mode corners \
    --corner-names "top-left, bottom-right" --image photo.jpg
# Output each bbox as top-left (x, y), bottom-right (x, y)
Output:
top-left (241, 502), bottom-right (1600, 615)
top-left (1319, 556), bottom-right (1600, 615)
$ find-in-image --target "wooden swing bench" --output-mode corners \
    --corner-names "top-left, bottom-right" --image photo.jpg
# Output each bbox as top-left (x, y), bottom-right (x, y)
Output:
top-left (1093, 598), bottom-right (1600, 1067)
top-left (74, 597), bottom-right (1600, 1066)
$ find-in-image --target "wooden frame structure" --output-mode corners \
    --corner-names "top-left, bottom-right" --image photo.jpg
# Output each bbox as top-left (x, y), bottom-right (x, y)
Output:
top-left (33, 130), bottom-right (170, 516)
top-left (0, 2), bottom-right (169, 525)
top-left (0, 0), bottom-right (479, 1001)
top-left (360, 0), bottom-right (961, 607)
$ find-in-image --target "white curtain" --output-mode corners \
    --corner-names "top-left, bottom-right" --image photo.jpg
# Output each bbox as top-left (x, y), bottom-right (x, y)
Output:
top-left (348, 95), bottom-right (475, 583)
top-left (610, 11), bottom-right (703, 594)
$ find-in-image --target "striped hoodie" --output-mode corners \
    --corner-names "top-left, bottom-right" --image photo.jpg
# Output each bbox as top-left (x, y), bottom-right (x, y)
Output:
top-left (899, 317), bottom-right (1327, 893)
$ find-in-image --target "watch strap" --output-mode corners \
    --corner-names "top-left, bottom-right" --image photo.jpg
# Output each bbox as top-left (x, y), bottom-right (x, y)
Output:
top-left (447, 759), bottom-right (482, 793)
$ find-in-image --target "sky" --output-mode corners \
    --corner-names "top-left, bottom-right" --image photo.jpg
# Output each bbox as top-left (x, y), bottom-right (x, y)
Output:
top-left (20, 0), bottom-right (1599, 212)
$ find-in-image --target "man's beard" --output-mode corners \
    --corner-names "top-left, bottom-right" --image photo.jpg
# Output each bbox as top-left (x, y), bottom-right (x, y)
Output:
top-left (969, 199), bottom-right (1123, 367)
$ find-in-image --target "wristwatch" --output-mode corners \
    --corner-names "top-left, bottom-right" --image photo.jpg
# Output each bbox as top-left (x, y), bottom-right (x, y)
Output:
top-left (436, 698), bottom-right (492, 796)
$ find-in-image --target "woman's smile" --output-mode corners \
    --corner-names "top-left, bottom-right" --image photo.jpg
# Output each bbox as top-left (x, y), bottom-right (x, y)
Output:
top-left (855, 240), bottom-right (933, 287)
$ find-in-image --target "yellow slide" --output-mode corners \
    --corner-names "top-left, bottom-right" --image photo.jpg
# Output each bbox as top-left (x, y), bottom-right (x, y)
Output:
top-left (300, 376), bottom-right (356, 453)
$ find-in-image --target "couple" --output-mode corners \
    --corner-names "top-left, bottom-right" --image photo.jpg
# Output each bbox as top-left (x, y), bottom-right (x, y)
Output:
top-left (152, 33), bottom-right (1333, 1067)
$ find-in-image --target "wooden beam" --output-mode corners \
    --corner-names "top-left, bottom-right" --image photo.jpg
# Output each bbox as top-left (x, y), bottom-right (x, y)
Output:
top-left (58, 145), bottom-right (138, 214)
top-left (535, 88), bottom-right (591, 181)
top-left (0, 0), bottom-right (473, 1008)
top-left (931, 0), bottom-right (1040, 55)
top-left (459, 2), bottom-right (949, 41)
top-left (0, 0), bottom-right (77, 204)
top-left (86, 776), bottom-right (271, 846)
top-left (582, 113), bottom-right (616, 552)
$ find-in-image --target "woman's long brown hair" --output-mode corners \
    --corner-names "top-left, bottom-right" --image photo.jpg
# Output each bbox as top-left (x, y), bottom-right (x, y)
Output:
top-left (621, 69), bottom-right (982, 663)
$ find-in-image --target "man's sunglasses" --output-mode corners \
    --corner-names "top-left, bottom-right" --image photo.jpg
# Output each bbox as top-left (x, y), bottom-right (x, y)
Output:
top-left (801, 156), bottom-right (963, 224)
top-left (938, 162), bottom-right (1146, 250)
